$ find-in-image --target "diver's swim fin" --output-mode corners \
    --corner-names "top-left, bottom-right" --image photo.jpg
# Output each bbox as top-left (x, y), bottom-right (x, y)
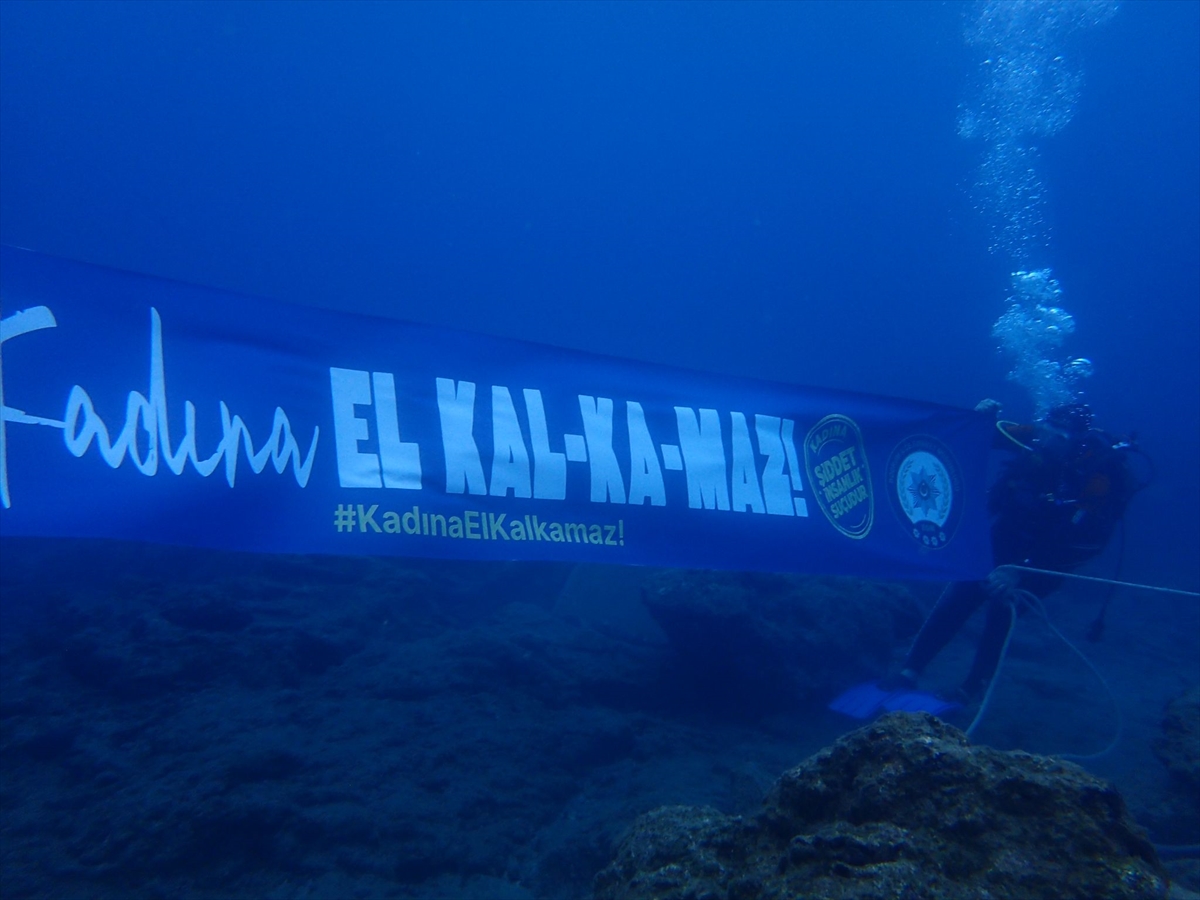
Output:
top-left (829, 681), bottom-right (961, 719)
top-left (828, 681), bottom-right (893, 718)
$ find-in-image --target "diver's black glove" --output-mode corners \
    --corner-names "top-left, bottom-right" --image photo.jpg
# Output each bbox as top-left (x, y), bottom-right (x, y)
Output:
top-left (983, 567), bottom-right (1020, 603)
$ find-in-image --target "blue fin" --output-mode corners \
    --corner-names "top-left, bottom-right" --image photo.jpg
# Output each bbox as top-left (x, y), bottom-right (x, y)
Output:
top-left (828, 681), bottom-right (893, 719)
top-left (829, 681), bottom-right (961, 719)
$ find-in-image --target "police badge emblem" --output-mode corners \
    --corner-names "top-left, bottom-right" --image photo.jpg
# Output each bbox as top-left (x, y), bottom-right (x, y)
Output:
top-left (886, 435), bottom-right (965, 549)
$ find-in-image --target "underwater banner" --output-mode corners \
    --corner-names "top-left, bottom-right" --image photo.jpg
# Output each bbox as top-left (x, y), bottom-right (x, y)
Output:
top-left (0, 247), bottom-right (994, 580)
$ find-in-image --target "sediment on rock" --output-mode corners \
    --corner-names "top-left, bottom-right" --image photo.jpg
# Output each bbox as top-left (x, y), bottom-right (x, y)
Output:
top-left (595, 712), bottom-right (1170, 900)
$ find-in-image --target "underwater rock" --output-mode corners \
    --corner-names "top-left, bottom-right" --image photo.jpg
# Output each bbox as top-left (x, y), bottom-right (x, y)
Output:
top-left (640, 571), bottom-right (925, 715)
top-left (160, 598), bottom-right (254, 632)
top-left (594, 712), bottom-right (1169, 900)
top-left (1154, 686), bottom-right (1200, 797)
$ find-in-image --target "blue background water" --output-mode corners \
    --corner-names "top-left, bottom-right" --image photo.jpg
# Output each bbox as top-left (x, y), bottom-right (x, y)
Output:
top-left (1, 2), bottom-right (1198, 897)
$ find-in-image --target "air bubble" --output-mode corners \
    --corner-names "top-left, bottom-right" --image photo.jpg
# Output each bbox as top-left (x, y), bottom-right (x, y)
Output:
top-left (962, 3), bottom-right (1115, 413)
top-left (961, 1), bottom-right (1117, 263)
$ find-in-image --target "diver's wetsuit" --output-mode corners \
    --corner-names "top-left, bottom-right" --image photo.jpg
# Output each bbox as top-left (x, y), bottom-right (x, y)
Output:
top-left (902, 420), bottom-right (1135, 698)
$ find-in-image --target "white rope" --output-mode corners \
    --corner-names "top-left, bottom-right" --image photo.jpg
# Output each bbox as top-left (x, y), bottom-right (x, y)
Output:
top-left (965, 599), bottom-right (1016, 739)
top-left (966, 577), bottom-right (1127, 759)
top-left (995, 564), bottom-right (1200, 598)
top-left (1018, 589), bottom-right (1124, 761)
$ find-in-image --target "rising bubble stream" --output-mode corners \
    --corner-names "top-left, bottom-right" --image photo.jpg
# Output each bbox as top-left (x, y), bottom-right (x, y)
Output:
top-left (959, 0), bottom-right (1117, 414)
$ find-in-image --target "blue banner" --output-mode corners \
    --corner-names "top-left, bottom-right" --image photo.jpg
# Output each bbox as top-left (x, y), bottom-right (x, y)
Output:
top-left (0, 247), bottom-right (994, 579)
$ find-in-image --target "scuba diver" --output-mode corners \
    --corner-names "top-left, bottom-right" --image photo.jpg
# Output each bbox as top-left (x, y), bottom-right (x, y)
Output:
top-left (830, 398), bottom-right (1145, 722)
top-left (885, 399), bottom-right (1140, 706)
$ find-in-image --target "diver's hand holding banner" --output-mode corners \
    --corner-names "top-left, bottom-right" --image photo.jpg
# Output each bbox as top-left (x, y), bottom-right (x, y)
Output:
top-left (0, 247), bottom-right (993, 579)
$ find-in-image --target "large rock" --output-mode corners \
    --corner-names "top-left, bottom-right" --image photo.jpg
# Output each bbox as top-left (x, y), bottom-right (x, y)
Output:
top-left (641, 571), bottom-right (925, 715)
top-left (1154, 686), bottom-right (1200, 797)
top-left (594, 713), bottom-right (1169, 900)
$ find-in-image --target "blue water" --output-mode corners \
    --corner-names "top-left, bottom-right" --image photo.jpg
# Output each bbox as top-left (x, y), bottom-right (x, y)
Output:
top-left (2, 2), bottom-right (1197, 897)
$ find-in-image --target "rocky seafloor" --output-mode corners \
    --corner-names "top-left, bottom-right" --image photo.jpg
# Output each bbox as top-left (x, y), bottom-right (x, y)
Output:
top-left (596, 712), bottom-right (1168, 900)
top-left (1, 538), bottom-right (1196, 898)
